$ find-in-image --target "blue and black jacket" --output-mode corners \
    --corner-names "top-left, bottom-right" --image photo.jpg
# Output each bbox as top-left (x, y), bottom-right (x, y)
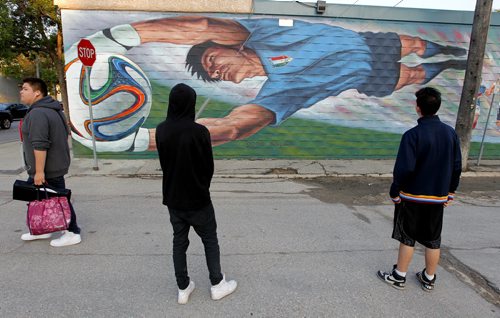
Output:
top-left (390, 115), bottom-right (462, 204)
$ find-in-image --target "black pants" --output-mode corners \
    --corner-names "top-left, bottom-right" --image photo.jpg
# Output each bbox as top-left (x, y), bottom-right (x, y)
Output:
top-left (28, 176), bottom-right (81, 234)
top-left (168, 203), bottom-right (223, 290)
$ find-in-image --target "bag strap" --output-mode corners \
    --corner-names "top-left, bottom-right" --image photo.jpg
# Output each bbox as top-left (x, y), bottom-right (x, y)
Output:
top-left (52, 108), bottom-right (70, 136)
top-left (56, 197), bottom-right (69, 228)
top-left (35, 185), bottom-right (49, 201)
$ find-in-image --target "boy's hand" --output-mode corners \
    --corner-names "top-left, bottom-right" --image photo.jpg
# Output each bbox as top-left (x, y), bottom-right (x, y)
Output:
top-left (391, 196), bottom-right (401, 204)
top-left (444, 193), bottom-right (454, 207)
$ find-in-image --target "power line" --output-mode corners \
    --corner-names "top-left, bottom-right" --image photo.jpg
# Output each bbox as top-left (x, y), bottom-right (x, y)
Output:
top-left (333, 0), bottom-right (359, 20)
top-left (393, 0), bottom-right (405, 7)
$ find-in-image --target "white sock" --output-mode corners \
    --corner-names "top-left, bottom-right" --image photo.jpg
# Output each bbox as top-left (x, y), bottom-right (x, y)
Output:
top-left (395, 269), bottom-right (407, 278)
top-left (424, 270), bottom-right (435, 281)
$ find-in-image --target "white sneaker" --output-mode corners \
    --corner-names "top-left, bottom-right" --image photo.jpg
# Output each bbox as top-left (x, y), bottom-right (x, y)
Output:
top-left (211, 275), bottom-right (237, 300)
top-left (177, 280), bottom-right (195, 304)
top-left (21, 233), bottom-right (52, 241)
top-left (50, 231), bottom-right (81, 247)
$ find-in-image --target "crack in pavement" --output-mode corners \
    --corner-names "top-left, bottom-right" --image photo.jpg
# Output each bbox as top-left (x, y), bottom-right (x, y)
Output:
top-left (312, 161), bottom-right (328, 175)
top-left (296, 176), bottom-right (500, 308)
top-left (439, 246), bottom-right (500, 307)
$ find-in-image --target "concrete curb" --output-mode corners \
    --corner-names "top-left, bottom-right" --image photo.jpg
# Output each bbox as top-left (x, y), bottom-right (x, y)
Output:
top-left (1, 141), bottom-right (499, 178)
top-left (65, 171), bottom-right (500, 179)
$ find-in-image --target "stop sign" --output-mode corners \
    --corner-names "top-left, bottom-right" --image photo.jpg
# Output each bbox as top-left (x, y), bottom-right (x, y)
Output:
top-left (77, 39), bottom-right (96, 67)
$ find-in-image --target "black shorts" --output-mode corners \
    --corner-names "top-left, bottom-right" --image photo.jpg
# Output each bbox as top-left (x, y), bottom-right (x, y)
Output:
top-left (391, 201), bottom-right (444, 249)
top-left (358, 31), bottom-right (401, 97)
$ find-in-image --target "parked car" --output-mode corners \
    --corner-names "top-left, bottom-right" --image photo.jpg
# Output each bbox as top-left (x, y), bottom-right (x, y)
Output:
top-left (0, 110), bottom-right (13, 129)
top-left (0, 103), bottom-right (29, 120)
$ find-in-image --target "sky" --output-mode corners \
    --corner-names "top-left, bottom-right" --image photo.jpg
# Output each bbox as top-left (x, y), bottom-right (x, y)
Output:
top-left (271, 0), bottom-right (500, 12)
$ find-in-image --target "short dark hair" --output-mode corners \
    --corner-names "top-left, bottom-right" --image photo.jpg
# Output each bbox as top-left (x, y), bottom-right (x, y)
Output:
top-left (22, 78), bottom-right (48, 97)
top-left (415, 87), bottom-right (441, 116)
top-left (185, 41), bottom-right (221, 83)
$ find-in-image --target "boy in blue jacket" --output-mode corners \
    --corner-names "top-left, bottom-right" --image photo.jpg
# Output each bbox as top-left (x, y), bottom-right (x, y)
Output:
top-left (377, 87), bottom-right (461, 291)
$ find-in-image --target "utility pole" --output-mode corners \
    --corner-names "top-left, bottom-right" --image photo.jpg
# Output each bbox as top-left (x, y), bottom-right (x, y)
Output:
top-left (455, 0), bottom-right (493, 170)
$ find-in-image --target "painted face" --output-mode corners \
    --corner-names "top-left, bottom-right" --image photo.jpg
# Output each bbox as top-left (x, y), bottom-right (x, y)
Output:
top-left (20, 83), bottom-right (41, 106)
top-left (201, 46), bottom-right (250, 84)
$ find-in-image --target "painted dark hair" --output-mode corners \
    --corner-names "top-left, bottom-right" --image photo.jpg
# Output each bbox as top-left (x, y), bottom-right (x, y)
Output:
top-left (415, 87), bottom-right (441, 116)
top-left (22, 77), bottom-right (48, 96)
top-left (185, 41), bottom-right (221, 83)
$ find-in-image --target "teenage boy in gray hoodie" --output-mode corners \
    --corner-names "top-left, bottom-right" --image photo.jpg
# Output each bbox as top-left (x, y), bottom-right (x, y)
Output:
top-left (20, 77), bottom-right (81, 247)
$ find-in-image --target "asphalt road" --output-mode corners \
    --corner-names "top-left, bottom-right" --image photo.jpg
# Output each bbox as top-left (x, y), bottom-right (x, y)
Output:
top-left (0, 120), bottom-right (20, 144)
top-left (0, 174), bottom-right (498, 317)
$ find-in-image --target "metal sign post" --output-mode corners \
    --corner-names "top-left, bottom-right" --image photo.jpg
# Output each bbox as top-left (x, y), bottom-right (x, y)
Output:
top-left (85, 66), bottom-right (99, 171)
top-left (477, 80), bottom-right (499, 166)
top-left (77, 39), bottom-right (99, 170)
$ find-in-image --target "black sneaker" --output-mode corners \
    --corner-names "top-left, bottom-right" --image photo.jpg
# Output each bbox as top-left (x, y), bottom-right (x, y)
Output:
top-left (377, 264), bottom-right (406, 290)
top-left (416, 269), bottom-right (436, 292)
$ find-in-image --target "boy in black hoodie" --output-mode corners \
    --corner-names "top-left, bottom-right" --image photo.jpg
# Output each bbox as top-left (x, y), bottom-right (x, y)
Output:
top-left (156, 83), bottom-right (237, 304)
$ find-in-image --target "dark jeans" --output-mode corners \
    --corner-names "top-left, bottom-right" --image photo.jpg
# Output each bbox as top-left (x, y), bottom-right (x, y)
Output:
top-left (168, 202), bottom-right (223, 290)
top-left (27, 176), bottom-right (81, 234)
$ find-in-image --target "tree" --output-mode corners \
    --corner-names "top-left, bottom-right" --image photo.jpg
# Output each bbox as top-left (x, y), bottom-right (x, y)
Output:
top-left (0, 4), bottom-right (15, 59)
top-left (0, 0), bottom-right (69, 118)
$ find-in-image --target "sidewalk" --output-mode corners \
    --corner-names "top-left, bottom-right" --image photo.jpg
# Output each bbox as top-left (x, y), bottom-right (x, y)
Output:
top-left (2, 141), bottom-right (499, 178)
top-left (70, 157), bottom-right (500, 178)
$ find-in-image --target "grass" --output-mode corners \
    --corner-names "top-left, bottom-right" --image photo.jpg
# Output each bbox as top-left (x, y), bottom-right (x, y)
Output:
top-left (73, 81), bottom-right (500, 159)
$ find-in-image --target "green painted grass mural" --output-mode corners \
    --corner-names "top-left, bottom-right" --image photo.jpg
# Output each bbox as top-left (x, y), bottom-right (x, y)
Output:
top-left (73, 81), bottom-right (500, 159)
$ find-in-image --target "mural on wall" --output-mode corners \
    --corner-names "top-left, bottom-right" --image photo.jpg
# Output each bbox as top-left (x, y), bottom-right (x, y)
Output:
top-left (62, 11), bottom-right (500, 159)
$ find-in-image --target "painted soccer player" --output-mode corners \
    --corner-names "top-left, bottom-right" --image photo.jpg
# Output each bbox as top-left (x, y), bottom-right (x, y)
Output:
top-left (67, 15), bottom-right (467, 150)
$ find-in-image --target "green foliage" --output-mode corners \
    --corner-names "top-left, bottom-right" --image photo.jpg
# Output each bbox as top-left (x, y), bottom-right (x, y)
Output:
top-left (0, 0), bottom-right (59, 89)
top-left (0, 4), bottom-right (15, 59)
top-left (3, 0), bottom-right (58, 54)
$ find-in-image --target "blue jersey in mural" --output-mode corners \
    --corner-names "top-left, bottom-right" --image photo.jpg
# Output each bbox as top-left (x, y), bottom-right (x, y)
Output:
top-left (239, 19), bottom-right (394, 124)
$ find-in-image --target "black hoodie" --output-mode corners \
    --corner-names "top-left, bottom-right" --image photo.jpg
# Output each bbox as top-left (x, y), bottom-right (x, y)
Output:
top-left (156, 83), bottom-right (214, 210)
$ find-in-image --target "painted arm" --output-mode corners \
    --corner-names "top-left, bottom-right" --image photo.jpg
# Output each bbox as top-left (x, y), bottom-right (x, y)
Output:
top-left (196, 104), bottom-right (275, 146)
top-left (93, 104), bottom-right (274, 151)
top-left (65, 16), bottom-right (248, 64)
top-left (132, 16), bottom-right (249, 46)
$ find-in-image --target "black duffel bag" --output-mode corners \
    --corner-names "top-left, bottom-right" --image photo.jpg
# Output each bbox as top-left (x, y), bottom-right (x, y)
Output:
top-left (12, 179), bottom-right (72, 202)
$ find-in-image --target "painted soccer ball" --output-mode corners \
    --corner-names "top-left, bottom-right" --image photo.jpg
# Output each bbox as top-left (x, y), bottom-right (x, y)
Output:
top-left (66, 53), bottom-right (152, 141)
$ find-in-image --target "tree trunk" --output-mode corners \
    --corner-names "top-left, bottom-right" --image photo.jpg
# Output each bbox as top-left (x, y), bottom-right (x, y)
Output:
top-left (55, 25), bottom-right (72, 147)
top-left (56, 27), bottom-right (69, 122)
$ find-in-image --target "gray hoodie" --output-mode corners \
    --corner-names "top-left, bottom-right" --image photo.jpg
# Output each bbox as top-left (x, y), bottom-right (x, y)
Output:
top-left (21, 96), bottom-right (71, 178)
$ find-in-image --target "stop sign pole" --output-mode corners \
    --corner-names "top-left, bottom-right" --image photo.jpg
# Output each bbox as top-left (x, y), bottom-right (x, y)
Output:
top-left (77, 39), bottom-right (99, 171)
